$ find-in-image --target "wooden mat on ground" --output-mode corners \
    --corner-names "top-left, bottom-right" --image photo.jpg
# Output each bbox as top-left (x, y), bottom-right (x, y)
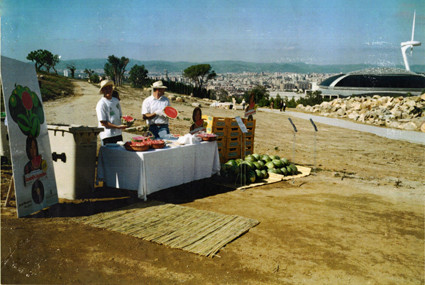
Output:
top-left (75, 202), bottom-right (259, 257)
top-left (216, 165), bottom-right (311, 190)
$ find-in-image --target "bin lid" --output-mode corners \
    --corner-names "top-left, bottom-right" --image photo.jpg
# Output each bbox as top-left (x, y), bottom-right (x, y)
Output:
top-left (48, 124), bottom-right (103, 134)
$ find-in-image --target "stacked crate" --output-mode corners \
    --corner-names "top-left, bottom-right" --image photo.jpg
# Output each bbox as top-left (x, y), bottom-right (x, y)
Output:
top-left (202, 115), bottom-right (256, 163)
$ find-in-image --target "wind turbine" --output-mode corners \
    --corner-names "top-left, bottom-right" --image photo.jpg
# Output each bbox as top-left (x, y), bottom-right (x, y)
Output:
top-left (401, 10), bottom-right (421, 71)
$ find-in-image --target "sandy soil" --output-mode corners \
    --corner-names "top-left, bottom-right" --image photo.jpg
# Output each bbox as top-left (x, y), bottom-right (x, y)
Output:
top-left (1, 80), bottom-right (424, 284)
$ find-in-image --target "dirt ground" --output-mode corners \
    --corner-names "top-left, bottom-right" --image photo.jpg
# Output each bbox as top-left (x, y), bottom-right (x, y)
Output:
top-left (1, 80), bottom-right (424, 284)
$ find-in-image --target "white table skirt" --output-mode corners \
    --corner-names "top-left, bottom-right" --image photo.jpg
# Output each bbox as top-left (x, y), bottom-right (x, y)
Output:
top-left (97, 141), bottom-right (221, 200)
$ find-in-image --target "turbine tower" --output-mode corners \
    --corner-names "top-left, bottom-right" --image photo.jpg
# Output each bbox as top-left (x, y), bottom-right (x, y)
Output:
top-left (401, 10), bottom-right (421, 71)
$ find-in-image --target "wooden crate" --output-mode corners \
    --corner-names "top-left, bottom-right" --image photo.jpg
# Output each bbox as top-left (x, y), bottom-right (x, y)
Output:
top-left (243, 135), bottom-right (254, 150)
top-left (242, 118), bottom-right (256, 128)
top-left (224, 146), bottom-right (242, 161)
top-left (226, 126), bottom-right (241, 138)
top-left (216, 136), bottom-right (226, 148)
top-left (206, 125), bottom-right (226, 138)
top-left (226, 136), bottom-right (240, 148)
top-left (225, 118), bottom-right (239, 128)
top-left (242, 145), bottom-right (254, 156)
top-left (202, 115), bottom-right (226, 128)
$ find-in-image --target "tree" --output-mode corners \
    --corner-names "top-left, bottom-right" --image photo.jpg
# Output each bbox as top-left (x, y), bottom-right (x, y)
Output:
top-left (26, 49), bottom-right (60, 73)
top-left (84, 68), bottom-right (95, 78)
top-left (67, 63), bottom-right (76, 78)
top-left (244, 85), bottom-right (270, 107)
top-left (49, 54), bottom-right (60, 74)
top-left (214, 89), bottom-right (229, 102)
top-left (183, 64), bottom-right (216, 90)
top-left (104, 55), bottom-right (129, 86)
top-left (27, 50), bottom-right (44, 71)
top-left (129, 65), bottom-right (149, 88)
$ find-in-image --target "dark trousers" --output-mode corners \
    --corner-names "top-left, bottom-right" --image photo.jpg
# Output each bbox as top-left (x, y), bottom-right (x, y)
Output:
top-left (149, 124), bottom-right (170, 139)
top-left (102, 135), bottom-right (123, 145)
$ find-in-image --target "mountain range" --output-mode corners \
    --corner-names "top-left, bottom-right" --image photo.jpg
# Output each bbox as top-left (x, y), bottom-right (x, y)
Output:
top-left (56, 58), bottom-right (425, 74)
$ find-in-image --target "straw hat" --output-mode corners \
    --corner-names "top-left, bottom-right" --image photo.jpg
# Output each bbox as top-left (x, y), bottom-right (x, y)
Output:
top-left (151, 81), bottom-right (167, 89)
top-left (99, 80), bottom-right (114, 94)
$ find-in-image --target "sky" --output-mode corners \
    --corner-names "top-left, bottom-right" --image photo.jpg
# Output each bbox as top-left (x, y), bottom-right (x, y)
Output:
top-left (1, 0), bottom-right (424, 66)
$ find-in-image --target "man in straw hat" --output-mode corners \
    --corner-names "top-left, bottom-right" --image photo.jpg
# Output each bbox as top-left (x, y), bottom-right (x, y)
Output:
top-left (141, 80), bottom-right (171, 138)
top-left (96, 79), bottom-right (127, 145)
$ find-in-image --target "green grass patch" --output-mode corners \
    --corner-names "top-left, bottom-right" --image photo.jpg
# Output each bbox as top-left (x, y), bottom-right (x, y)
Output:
top-left (38, 71), bottom-right (74, 101)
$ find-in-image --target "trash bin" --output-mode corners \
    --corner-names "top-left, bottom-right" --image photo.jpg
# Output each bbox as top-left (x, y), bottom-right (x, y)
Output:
top-left (0, 114), bottom-right (11, 163)
top-left (48, 124), bottom-right (103, 199)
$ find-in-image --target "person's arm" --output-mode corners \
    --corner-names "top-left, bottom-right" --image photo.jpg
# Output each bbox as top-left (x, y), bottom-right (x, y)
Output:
top-left (100, 121), bottom-right (127, 129)
top-left (142, 113), bottom-right (157, 120)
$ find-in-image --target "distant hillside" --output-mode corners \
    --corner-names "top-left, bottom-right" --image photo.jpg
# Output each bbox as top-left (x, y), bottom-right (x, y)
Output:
top-left (56, 59), bottom-right (425, 74)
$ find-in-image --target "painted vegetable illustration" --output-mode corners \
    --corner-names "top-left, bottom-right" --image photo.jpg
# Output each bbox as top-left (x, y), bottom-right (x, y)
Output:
top-left (8, 85), bottom-right (44, 137)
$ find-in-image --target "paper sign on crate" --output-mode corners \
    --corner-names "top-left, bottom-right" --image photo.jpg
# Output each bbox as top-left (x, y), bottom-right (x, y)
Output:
top-left (235, 116), bottom-right (248, 133)
top-left (1, 56), bottom-right (59, 217)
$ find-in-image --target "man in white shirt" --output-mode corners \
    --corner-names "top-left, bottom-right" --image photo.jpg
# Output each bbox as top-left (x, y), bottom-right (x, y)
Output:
top-left (96, 80), bottom-right (127, 145)
top-left (141, 81), bottom-right (170, 138)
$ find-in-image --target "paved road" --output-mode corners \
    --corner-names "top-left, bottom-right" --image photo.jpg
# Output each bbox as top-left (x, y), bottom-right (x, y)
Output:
top-left (258, 108), bottom-right (425, 145)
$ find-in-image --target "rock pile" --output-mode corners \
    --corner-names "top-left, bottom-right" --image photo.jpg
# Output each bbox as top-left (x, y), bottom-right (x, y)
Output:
top-left (296, 94), bottom-right (425, 132)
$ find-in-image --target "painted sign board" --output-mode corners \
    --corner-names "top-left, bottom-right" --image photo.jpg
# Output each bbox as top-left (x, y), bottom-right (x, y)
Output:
top-left (1, 56), bottom-right (58, 217)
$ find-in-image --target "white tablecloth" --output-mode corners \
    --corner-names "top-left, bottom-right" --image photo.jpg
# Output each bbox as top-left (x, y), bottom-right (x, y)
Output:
top-left (97, 141), bottom-right (221, 200)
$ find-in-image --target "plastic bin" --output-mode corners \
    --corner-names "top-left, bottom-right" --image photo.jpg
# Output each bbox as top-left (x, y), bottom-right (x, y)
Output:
top-left (48, 124), bottom-right (103, 199)
top-left (0, 116), bottom-right (11, 163)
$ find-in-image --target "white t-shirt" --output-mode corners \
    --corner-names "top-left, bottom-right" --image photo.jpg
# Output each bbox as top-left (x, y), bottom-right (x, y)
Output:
top-left (141, 95), bottom-right (170, 125)
top-left (96, 97), bottom-right (122, 140)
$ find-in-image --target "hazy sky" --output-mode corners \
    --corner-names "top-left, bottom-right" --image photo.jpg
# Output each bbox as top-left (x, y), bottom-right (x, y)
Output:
top-left (1, 0), bottom-right (424, 66)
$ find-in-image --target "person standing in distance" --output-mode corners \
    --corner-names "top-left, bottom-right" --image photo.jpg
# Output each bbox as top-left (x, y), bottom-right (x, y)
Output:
top-left (96, 80), bottom-right (127, 145)
top-left (141, 81), bottom-right (170, 138)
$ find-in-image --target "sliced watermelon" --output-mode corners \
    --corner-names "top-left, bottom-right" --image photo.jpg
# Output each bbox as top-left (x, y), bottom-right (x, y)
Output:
top-left (164, 106), bottom-right (178, 119)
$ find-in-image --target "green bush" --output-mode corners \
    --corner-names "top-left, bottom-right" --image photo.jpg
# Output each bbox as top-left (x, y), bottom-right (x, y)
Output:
top-left (38, 71), bottom-right (74, 101)
top-left (89, 74), bottom-right (100, 83)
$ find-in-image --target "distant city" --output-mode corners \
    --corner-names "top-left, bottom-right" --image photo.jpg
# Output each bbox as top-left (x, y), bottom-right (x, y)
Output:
top-left (56, 59), bottom-right (425, 99)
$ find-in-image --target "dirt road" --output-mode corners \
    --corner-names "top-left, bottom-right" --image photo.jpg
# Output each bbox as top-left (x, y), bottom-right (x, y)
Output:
top-left (2, 80), bottom-right (424, 284)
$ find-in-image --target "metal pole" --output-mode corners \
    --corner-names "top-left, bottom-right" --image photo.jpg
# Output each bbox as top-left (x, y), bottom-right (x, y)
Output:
top-left (288, 118), bottom-right (297, 163)
top-left (309, 119), bottom-right (318, 173)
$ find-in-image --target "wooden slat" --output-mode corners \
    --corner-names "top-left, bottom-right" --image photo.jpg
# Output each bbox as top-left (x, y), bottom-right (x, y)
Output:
top-left (73, 202), bottom-right (259, 257)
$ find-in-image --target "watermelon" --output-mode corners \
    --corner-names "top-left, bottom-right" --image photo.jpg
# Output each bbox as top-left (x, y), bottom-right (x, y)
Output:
top-left (255, 169), bottom-right (263, 179)
top-left (281, 167), bottom-right (288, 176)
top-left (272, 159), bottom-right (283, 168)
top-left (225, 159), bottom-right (238, 167)
top-left (274, 168), bottom-right (282, 174)
top-left (261, 155), bottom-right (272, 162)
top-left (252, 161), bottom-right (261, 170)
top-left (289, 164), bottom-right (298, 174)
top-left (122, 115), bottom-right (135, 126)
top-left (265, 161), bottom-right (275, 169)
top-left (257, 160), bottom-right (265, 169)
top-left (261, 170), bottom-right (268, 179)
top-left (252, 153), bottom-right (261, 161)
top-left (270, 155), bottom-right (280, 160)
top-left (240, 161), bottom-right (253, 172)
top-left (281, 158), bottom-right (289, 166)
top-left (286, 165), bottom-right (293, 175)
top-left (247, 170), bottom-right (257, 183)
top-left (245, 155), bottom-right (256, 163)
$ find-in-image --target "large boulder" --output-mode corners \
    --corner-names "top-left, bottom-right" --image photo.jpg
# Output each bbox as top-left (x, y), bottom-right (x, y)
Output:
top-left (401, 122), bottom-right (418, 131)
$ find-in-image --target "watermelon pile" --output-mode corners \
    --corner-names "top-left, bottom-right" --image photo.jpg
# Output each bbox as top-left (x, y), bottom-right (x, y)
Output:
top-left (220, 153), bottom-right (299, 185)
top-left (122, 115), bottom-right (135, 127)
